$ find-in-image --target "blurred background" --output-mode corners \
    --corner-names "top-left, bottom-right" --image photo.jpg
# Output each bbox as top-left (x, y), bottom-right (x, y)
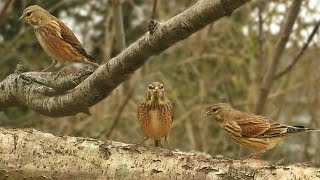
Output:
top-left (0, 0), bottom-right (320, 166)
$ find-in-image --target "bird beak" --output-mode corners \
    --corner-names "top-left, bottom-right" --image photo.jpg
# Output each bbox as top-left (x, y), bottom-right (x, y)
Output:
top-left (18, 15), bottom-right (24, 21)
top-left (206, 110), bottom-right (212, 115)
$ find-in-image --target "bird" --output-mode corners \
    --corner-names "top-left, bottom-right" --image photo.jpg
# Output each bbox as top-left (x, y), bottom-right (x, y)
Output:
top-left (19, 5), bottom-right (100, 72)
top-left (137, 82), bottom-right (173, 148)
top-left (206, 103), bottom-right (320, 157)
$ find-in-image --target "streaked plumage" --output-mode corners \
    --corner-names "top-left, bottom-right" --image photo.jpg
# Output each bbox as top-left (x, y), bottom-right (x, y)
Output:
top-left (137, 82), bottom-right (173, 148)
top-left (19, 5), bottom-right (99, 71)
top-left (207, 103), bottom-right (320, 155)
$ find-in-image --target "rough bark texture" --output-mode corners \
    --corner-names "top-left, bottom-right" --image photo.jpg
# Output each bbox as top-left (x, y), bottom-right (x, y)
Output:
top-left (0, 0), bottom-right (250, 117)
top-left (0, 128), bottom-right (319, 179)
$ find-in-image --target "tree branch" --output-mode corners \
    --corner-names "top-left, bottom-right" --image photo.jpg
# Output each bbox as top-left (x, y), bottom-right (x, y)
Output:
top-left (0, 0), bottom-right (13, 24)
top-left (0, 128), bottom-right (319, 179)
top-left (151, 0), bottom-right (158, 21)
top-left (254, 0), bottom-right (302, 114)
top-left (105, 88), bottom-right (135, 138)
top-left (256, 0), bottom-right (265, 83)
top-left (0, 0), bottom-right (251, 117)
top-left (112, 0), bottom-right (126, 52)
top-left (275, 17), bottom-right (320, 79)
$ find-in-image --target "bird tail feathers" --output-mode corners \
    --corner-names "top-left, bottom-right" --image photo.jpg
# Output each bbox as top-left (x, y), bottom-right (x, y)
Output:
top-left (287, 126), bottom-right (320, 133)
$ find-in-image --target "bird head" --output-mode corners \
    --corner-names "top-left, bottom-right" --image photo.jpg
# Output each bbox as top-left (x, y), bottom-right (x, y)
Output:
top-left (206, 103), bottom-right (234, 123)
top-left (146, 82), bottom-right (166, 103)
top-left (19, 5), bottom-right (51, 27)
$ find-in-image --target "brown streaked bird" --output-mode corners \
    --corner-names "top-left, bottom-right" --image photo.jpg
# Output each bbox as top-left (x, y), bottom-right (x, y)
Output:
top-left (19, 5), bottom-right (100, 72)
top-left (206, 103), bottom-right (320, 157)
top-left (137, 82), bottom-right (173, 148)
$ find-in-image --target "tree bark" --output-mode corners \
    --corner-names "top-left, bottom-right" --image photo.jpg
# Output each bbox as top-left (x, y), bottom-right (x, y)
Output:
top-left (0, 0), bottom-right (250, 117)
top-left (0, 128), bottom-right (319, 179)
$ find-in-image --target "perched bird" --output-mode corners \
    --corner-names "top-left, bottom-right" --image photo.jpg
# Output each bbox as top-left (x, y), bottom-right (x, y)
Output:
top-left (137, 82), bottom-right (173, 148)
top-left (19, 5), bottom-right (99, 72)
top-left (206, 103), bottom-right (320, 157)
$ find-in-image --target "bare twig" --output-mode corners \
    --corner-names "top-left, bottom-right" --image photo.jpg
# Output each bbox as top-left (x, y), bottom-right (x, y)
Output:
top-left (104, 88), bottom-right (135, 138)
top-left (112, 0), bottom-right (131, 94)
top-left (0, 0), bottom-right (13, 23)
top-left (275, 17), bottom-right (320, 79)
top-left (257, 1), bottom-right (265, 82)
top-left (255, 0), bottom-right (302, 114)
top-left (112, 0), bottom-right (126, 52)
top-left (151, 0), bottom-right (158, 21)
top-left (103, 9), bottom-right (114, 62)
top-left (148, 0), bottom-right (159, 34)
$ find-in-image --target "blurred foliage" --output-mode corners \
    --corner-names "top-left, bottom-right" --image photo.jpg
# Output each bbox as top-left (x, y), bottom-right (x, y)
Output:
top-left (1, 0), bottom-right (320, 166)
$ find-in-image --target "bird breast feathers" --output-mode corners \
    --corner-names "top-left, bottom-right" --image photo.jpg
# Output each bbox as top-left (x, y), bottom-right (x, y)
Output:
top-left (150, 110), bottom-right (161, 130)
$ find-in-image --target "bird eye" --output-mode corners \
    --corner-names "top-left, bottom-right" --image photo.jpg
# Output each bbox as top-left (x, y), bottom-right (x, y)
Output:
top-left (159, 85), bottom-right (164, 89)
top-left (26, 12), bottom-right (32, 16)
top-left (211, 107), bottom-right (220, 113)
top-left (148, 85), bottom-right (154, 90)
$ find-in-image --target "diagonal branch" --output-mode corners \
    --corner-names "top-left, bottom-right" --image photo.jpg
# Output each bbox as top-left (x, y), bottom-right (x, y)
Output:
top-left (0, 0), bottom-right (251, 117)
top-left (254, 0), bottom-right (302, 114)
top-left (275, 17), bottom-right (320, 79)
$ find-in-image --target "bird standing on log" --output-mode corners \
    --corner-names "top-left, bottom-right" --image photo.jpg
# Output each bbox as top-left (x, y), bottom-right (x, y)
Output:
top-left (207, 103), bottom-right (320, 157)
top-left (137, 82), bottom-right (173, 148)
top-left (19, 5), bottom-right (100, 72)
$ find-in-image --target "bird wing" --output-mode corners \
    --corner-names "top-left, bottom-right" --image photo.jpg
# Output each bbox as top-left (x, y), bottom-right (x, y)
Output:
top-left (56, 20), bottom-right (97, 62)
top-left (235, 113), bottom-right (271, 138)
top-left (261, 124), bottom-right (317, 138)
top-left (137, 101), bottom-right (150, 125)
top-left (167, 100), bottom-right (174, 121)
top-left (260, 123), bottom-right (288, 137)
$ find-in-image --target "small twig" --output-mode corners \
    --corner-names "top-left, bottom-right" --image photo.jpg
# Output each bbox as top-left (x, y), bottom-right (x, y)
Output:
top-left (257, 2), bottom-right (264, 82)
top-left (112, 0), bottom-right (126, 52)
top-left (222, 81), bottom-right (234, 107)
top-left (151, 0), bottom-right (158, 21)
top-left (0, 0), bottom-right (13, 23)
top-left (275, 17), bottom-right (320, 79)
top-left (148, 0), bottom-right (158, 34)
top-left (105, 88), bottom-right (135, 138)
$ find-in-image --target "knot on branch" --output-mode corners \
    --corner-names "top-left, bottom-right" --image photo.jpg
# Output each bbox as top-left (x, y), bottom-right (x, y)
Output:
top-left (19, 68), bottom-right (94, 96)
top-left (221, 0), bottom-right (234, 17)
top-left (148, 20), bottom-right (159, 35)
top-left (14, 62), bottom-right (28, 74)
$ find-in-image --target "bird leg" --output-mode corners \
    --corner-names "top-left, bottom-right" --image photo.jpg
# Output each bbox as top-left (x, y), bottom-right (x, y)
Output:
top-left (41, 59), bottom-right (57, 72)
top-left (164, 135), bottom-right (171, 149)
top-left (154, 140), bottom-right (163, 148)
top-left (248, 150), bottom-right (265, 159)
top-left (139, 136), bottom-right (148, 146)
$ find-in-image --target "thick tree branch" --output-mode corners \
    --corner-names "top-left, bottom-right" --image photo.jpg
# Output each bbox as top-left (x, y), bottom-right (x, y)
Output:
top-left (254, 0), bottom-right (302, 114)
top-left (0, 0), bottom-right (251, 117)
top-left (0, 128), bottom-right (319, 179)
